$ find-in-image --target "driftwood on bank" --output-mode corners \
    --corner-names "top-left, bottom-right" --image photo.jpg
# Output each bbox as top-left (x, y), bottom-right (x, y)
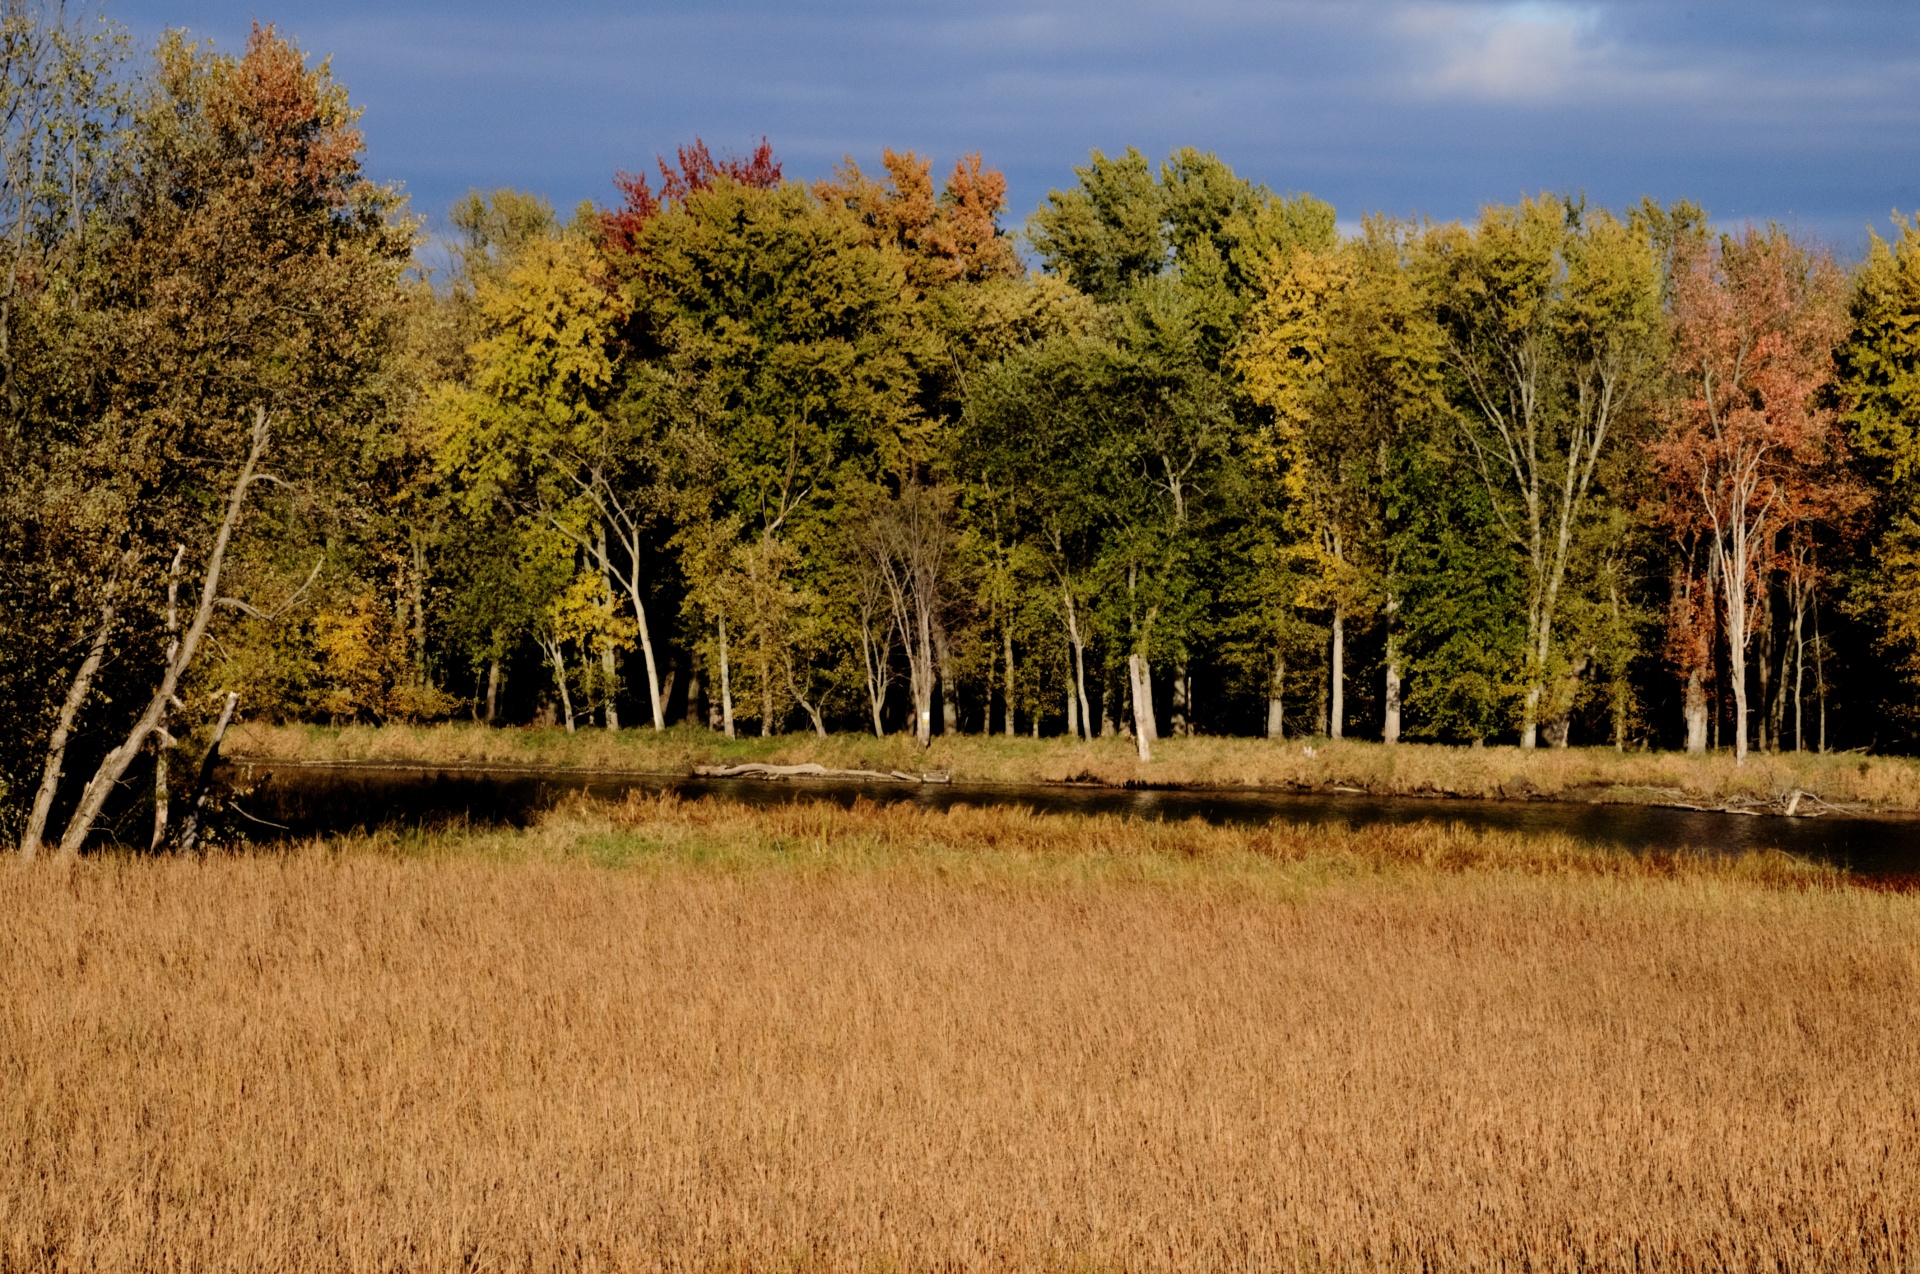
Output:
top-left (1654, 787), bottom-right (1866, 818)
top-left (693, 762), bottom-right (952, 785)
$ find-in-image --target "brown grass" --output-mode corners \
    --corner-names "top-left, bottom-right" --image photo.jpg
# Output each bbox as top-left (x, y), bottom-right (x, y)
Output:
top-left (233, 719), bottom-right (1920, 812)
top-left (4, 797), bottom-right (1917, 1270)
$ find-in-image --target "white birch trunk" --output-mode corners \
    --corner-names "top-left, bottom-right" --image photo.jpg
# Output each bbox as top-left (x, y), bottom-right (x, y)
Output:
top-left (718, 619), bottom-right (736, 740)
top-left (1127, 653), bottom-right (1154, 762)
top-left (539, 635), bottom-right (575, 734)
top-left (1002, 625), bottom-right (1016, 738)
top-left (150, 732), bottom-right (172, 853)
top-left (1065, 662), bottom-right (1078, 739)
top-left (1791, 587), bottom-right (1806, 752)
top-left (858, 616), bottom-right (888, 738)
top-left (935, 623), bottom-right (959, 737)
top-left (1267, 653), bottom-right (1285, 739)
top-left (1330, 606), bottom-right (1345, 741)
top-left (20, 587), bottom-right (119, 857)
top-left (600, 641), bottom-right (619, 730)
top-left (1383, 649), bottom-right (1401, 745)
top-left (1061, 585), bottom-right (1092, 740)
top-left (1383, 593), bottom-right (1401, 744)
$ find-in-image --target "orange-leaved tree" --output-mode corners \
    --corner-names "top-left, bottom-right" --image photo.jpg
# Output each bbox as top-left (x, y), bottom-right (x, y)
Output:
top-left (1649, 228), bottom-right (1852, 764)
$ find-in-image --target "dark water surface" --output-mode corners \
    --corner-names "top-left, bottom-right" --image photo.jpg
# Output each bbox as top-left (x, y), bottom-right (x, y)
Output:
top-left (224, 761), bottom-right (1920, 879)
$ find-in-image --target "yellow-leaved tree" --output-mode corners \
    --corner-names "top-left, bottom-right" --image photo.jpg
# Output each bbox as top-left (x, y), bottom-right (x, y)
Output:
top-left (1239, 221), bottom-right (1441, 741)
top-left (433, 226), bottom-right (669, 730)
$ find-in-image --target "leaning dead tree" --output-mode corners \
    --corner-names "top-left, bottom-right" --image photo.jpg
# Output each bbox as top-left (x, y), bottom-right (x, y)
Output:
top-left (35, 407), bottom-right (299, 858)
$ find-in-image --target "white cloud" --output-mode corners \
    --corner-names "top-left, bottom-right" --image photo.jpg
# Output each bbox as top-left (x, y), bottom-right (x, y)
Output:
top-left (1397, 2), bottom-right (1604, 101)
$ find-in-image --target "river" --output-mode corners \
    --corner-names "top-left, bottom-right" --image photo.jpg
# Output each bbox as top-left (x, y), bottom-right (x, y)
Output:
top-left (222, 761), bottom-right (1920, 879)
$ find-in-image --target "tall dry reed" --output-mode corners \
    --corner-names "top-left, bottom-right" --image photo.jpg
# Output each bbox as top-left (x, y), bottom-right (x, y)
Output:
top-left (2, 800), bottom-right (1915, 1270)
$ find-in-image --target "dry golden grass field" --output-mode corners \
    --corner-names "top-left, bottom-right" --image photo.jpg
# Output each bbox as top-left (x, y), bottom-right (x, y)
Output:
top-left (4, 795), bottom-right (1919, 1270)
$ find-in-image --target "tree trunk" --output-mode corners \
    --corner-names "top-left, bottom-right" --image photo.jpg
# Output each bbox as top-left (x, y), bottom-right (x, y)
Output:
top-left (20, 588), bottom-right (119, 857)
top-left (56, 410), bottom-right (270, 859)
top-left (484, 657), bottom-right (502, 724)
top-left (1329, 605), bottom-right (1345, 741)
top-left (1730, 649), bottom-right (1750, 764)
top-left (1608, 580), bottom-right (1627, 751)
top-left (785, 659), bottom-right (828, 738)
top-left (1770, 593), bottom-right (1791, 752)
top-left (683, 649), bottom-right (703, 728)
top-left (1171, 661), bottom-right (1190, 737)
top-left (1072, 642), bottom-right (1094, 740)
top-left (149, 547), bottom-right (185, 851)
top-left (1814, 600), bottom-right (1827, 753)
top-left (1718, 531), bottom-right (1752, 765)
top-left (718, 620), bottom-right (735, 740)
top-left (1791, 586), bottom-right (1806, 752)
top-left (410, 521), bottom-right (430, 681)
top-left (1002, 624), bottom-right (1016, 737)
top-left (594, 503), bottom-right (665, 731)
top-left (175, 691), bottom-right (238, 854)
top-left (1684, 666), bottom-right (1708, 753)
top-left (1520, 601), bottom-right (1555, 751)
top-left (541, 636), bottom-right (575, 734)
top-left (1127, 652), bottom-right (1153, 762)
top-left (631, 587), bottom-right (665, 731)
top-left (1061, 585), bottom-right (1092, 741)
top-left (1267, 652), bottom-right (1285, 739)
top-left (934, 622), bottom-right (959, 736)
top-left (1543, 656), bottom-right (1586, 749)
top-left (150, 733), bottom-right (172, 853)
top-left (857, 610), bottom-right (888, 738)
top-left (1065, 661), bottom-right (1079, 739)
top-left (1383, 601), bottom-right (1402, 745)
top-left (1316, 636), bottom-right (1330, 737)
top-left (600, 642), bottom-right (620, 730)
top-left (759, 636), bottom-right (774, 738)
top-left (912, 610), bottom-right (935, 748)
top-left (1754, 580), bottom-right (1773, 753)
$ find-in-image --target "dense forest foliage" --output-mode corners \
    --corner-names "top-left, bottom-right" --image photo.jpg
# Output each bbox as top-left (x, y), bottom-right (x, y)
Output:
top-left (10, 9), bottom-right (1920, 850)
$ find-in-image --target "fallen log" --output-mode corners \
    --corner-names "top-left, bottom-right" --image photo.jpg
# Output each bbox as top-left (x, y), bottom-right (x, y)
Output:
top-left (693, 762), bottom-right (951, 784)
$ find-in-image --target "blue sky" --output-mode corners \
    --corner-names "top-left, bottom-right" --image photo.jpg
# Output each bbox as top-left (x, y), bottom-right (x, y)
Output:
top-left (114, 1), bottom-right (1920, 254)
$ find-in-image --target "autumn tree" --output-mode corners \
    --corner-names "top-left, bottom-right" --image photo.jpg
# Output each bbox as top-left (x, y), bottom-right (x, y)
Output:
top-left (13, 23), bottom-right (412, 854)
top-left (1838, 214), bottom-right (1920, 730)
top-left (434, 223), bottom-right (677, 730)
top-left (0, 0), bottom-right (130, 847)
top-left (631, 172), bottom-right (918, 736)
top-left (1022, 147), bottom-right (1334, 756)
top-left (815, 148), bottom-right (1021, 291)
top-left (1651, 227), bottom-right (1851, 764)
top-left (1416, 196), bottom-right (1663, 748)
top-left (1240, 219), bottom-right (1442, 742)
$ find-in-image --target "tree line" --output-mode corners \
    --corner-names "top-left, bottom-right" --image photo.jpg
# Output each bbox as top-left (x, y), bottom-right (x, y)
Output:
top-left (9, 8), bottom-right (1920, 851)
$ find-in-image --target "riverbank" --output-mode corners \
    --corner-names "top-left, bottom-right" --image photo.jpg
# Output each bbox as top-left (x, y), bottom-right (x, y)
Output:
top-left (229, 721), bottom-right (1920, 814)
top-left (4, 796), bottom-right (1910, 1269)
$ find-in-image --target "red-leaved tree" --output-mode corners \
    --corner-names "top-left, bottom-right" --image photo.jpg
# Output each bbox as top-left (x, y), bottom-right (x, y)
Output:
top-left (1650, 228), bottom-right (1852, 763)
top-left (600, 137), bottom-right (781, 256)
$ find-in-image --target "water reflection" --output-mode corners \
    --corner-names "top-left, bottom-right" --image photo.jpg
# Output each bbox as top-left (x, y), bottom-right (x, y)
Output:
top-left (226, 762), bottom-right (1920, 879)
